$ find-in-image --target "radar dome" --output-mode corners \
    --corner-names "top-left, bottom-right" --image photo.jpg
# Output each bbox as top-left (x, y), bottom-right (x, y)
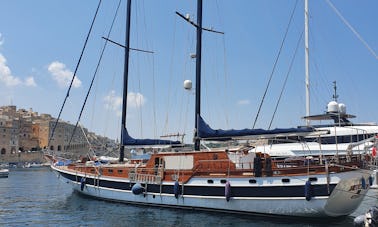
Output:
top-left (183, 80), bottom-right (192, 90)
top-left (327, 101), bottom-right (338, 113)
top-left (338, 103), bottom-right (346, 114)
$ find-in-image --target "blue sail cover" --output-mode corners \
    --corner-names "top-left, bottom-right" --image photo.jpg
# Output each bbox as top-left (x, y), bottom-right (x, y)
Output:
top-left (198, 116), bottom-right (313, 140)
top-left (122, 128), bottom-right (181, 146)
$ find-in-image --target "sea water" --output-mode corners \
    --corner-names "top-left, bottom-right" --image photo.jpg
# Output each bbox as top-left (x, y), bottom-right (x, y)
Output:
top-left (0, 167), bottom-right (376, 226)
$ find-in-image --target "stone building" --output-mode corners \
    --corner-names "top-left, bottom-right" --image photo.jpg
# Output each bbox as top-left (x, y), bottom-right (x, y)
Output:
top-left (18, 117), bottom-right (39, 152)
top-left (44, 120), bottom-right (89, 158)
top-left (0, 106), bottom-right (90, 159)
top-left (0, 115), bottom-right (18, 154)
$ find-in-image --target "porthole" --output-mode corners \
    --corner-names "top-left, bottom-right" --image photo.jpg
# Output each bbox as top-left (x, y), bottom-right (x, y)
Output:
top-left (207, 179), bottom-right (214, 184)
top-left (220, 179), bottom-right (227, 184)
top-left (281, 178), bottom-right (290, 183)
top-left (309, 177), bottom-right (318, 182)
top-left (249, 179), bottom-right (257, 184)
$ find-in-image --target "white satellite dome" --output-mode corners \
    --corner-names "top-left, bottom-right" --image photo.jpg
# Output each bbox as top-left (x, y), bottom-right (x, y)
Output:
top-left (183, 80), bottom-right (192, 90)
top-left (327, 101), bottom-right (338, 113)
top-left (338, 103), bottom-right (346, 114)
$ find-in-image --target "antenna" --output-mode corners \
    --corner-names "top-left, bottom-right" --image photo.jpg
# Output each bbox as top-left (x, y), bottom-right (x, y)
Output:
top-left (332, 81), bottom-right (338, 102)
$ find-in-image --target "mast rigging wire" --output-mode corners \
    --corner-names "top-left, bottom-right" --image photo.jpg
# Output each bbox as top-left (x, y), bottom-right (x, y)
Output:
top-left (252, 0), bottom-right (299, 129)
top-left (326, 0), bottom-right (378, 60)
top-left (67, 0), bottom-right (122, 151)
top-left (48, 0), bottom-right (102, 147)
top-left (268, 30), bottom-right (304, 129)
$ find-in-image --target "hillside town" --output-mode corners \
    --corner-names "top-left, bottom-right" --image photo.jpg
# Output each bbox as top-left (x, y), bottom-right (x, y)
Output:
top-left (0, 105), bottom-right (118, 165)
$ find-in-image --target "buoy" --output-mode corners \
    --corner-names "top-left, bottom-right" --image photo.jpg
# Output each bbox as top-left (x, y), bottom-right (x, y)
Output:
top-left (253, 156), bottom-right (262, 177)
top-left (369, 175), bottom-right (373, 187)
top-left (80, 177), bottom-right (86, 191)
top-left (264, 157), bottom-right (273, 177)
top-left (373, 147), bottom-right (377, 157)
top-left (174, 181), bottom-right (180, 199)
top-left (362, 177), bottom-right (366, 189)
top-left (131, 183), bottom-right (145, 195)
top-left (304, 180), bottom-right (313, 201)
top-left (225, 181), bottom-right (231, 202)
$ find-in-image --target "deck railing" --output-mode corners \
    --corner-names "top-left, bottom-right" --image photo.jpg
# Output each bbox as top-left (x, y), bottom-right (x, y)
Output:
top-left (128, 167), bottom-right (163, 184)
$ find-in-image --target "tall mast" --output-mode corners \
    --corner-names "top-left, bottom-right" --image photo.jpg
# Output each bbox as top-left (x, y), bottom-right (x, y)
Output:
top-left (194, 0), bottom-right (202, 151)
top-left (176, 0), bottom-right (222, 150)
top-left (119, 0), bottom-right (132, 162)
top-left (304, 0), bottom-right (310, 126)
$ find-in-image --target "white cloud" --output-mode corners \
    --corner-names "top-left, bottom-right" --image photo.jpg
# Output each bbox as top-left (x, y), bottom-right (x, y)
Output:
top-left (48, 61), bottom-right (81, 88)
top-left (0, 36), bottom-right (36, 87)
top-left (104, 90), bottom-right (122, 116)
top-left (128, 92), bottom-right (146, 108)
top-left (25, 76), bottom-right (37, 87)
top-left (103, 90), bottom-right (146, 116)
top-left (0, 53), bottom-right (22, 86)
top-left (237, 99), bottom-right (250, 105)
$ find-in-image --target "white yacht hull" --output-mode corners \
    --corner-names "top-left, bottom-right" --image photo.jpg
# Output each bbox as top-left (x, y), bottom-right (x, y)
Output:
top-left (52, 165), bottom-right (370, 217)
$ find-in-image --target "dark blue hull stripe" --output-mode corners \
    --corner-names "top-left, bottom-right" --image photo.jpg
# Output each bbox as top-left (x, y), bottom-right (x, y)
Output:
top-left (59, 171), bottom-right (335, 197)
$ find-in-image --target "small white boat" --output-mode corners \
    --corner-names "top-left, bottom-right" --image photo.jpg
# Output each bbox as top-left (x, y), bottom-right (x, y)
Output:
top-left (0, 168), bottom-right (9, 178)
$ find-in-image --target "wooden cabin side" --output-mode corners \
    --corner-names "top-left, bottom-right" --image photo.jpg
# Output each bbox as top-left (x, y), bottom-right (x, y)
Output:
top-left (63, 149), bottom-right (365, 183)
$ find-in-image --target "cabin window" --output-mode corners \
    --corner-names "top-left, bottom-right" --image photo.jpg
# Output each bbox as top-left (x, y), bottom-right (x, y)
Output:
top-left (309, 177), bottom-right (318, 182)
top-left (108, 169), bottom-right (113, 173)
top-left (281, 178), bottom-right (290, 183)
top-left (154, 157), bottom-right (160, 167)
top-left (249, 179), bottom-right (257, 184)
top-left (118, 170), bottom-right (123, 173)
top-left (164, 155), bottom-right (194, 170)
top-left (220, 179), bottom-right (227, 184)
top-left (207, 179), bottom-right (214, 184)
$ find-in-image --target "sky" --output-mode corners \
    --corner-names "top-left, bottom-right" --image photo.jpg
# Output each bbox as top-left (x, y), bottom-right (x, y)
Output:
top-left (0, 0), bottom-right (377, 143)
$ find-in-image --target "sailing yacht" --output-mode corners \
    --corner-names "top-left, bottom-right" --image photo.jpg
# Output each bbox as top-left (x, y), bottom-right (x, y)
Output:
top-left (49, 0), bottom-right (371, 217)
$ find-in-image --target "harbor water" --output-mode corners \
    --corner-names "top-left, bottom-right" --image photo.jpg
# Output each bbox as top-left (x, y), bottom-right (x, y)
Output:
top-left (0, 167), bottom-right (377, 226)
